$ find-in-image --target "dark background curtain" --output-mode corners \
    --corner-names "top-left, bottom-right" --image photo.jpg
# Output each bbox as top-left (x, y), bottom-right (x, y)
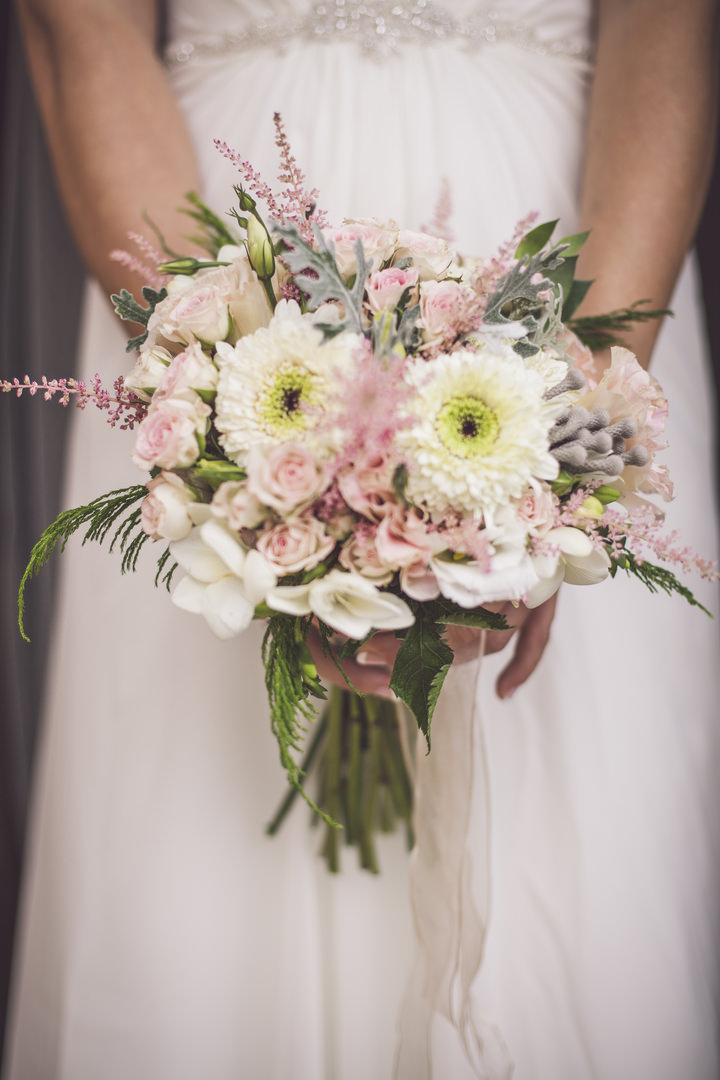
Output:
top-left (0, 3), bottom-right (719, 1061)
top-left (0, 8), bottom-right (84, 1060)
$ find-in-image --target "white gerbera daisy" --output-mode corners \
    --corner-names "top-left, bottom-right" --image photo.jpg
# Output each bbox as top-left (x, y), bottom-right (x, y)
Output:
top-left (399, 346), bottom-right (561, 517)
top-left (214, 313), bottom-right (357, 464)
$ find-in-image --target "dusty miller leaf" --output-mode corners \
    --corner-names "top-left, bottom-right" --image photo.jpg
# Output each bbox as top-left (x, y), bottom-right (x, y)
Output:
top-left (274, 222), bottom-right (369, 334)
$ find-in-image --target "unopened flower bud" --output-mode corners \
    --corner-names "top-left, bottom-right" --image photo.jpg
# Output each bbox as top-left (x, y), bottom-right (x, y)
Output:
top-left (247, 214), bottom-right (276, 280)
top-left (593, 484), bottom-right (620, 504)
top-left (575, 495), bottom-right (604, 519)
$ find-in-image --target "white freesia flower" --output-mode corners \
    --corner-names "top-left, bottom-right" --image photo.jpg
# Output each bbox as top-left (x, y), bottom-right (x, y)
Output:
top-left (432, 537), bottom-right (538, 608)
top-left (399, 346), bottom-right (561, 517)
top-left (266, 569), bottom-right (414, 640)
top-left (170, 520), bottom-right (276, 639)
top-left (214, 312), bottom-right (358, 464)
top-left (526, 526), bottom-right (611, 607)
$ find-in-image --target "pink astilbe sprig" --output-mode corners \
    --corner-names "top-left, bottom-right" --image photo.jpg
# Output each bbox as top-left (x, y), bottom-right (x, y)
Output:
top-left (601, 504), bottom-right (719, 582)
top-left (2, 374), bottom-right (148, 430)
top-left (420, 178), bottom-right (454, 243)
top-left (273, 112), bottom-right (328, 239)
top-left (215, 138), bottom-right (282, 217)
top-left (470, 212), bottom-right (539, 299)
top-left (110, 231), bottom-right (169, 289)
top-left (322, 342), bottom-right (414, 473)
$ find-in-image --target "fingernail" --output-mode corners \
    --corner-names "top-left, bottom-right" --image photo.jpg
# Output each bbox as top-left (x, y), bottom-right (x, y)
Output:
top-left (357, 650), bottom-right (381, 667)
top-left (499, 685), bottom-right (515, 700)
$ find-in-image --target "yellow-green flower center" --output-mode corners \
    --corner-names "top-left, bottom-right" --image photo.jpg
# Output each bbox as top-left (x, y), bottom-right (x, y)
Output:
top-left (261, 368), bottom-right (313, 436)
top-left (436, 394), bottom-right (499, 458)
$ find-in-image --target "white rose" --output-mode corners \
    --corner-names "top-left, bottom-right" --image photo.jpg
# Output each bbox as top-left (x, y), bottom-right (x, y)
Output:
top-left (266, 568), bottom-right (414, 639)
top-left (124, 346), bottom-right (173, 402)
top-left (211, 482), bottom-right (266, 530)
top-left (394, 230), bottom-right (454, 280)
top-left (170, 520), bottom-right (277, 639)
top-left (140, 473), bottom-right (196, 541)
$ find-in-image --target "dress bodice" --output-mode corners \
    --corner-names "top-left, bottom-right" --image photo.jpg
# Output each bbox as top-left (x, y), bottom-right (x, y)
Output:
top-left (166, 0), bottom-right (594, 66)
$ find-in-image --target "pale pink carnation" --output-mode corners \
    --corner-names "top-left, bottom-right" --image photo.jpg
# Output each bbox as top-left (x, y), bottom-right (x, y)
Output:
top-left (579, 346), bottom-right (673, 500)
top-left (256, 516), bottom-right (336, 575)
top-left (246, 442), bottom-right (327, 514)
top-left (132, 395), bottom-right (210, 471)
top-left (555, 326), bottom-right (598, 388)
top-left (365, 266), bottom-right (419, 314)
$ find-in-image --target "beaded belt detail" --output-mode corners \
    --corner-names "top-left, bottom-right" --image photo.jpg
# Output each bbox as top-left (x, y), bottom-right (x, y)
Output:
top-left (166, 1), bottom-right (592, 66)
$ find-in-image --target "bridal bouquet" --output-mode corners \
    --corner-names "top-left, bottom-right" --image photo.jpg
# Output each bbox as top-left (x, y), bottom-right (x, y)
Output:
top-left (7, 117), bottom-right (714, 869)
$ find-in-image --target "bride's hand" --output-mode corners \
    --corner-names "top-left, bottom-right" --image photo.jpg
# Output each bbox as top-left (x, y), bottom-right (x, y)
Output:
top-left (305, 592), bottom-right (558, 701)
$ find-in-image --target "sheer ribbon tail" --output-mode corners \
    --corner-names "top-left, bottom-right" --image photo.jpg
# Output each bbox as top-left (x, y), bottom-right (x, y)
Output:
top-left (393, 638), bottom-right (513, 1079)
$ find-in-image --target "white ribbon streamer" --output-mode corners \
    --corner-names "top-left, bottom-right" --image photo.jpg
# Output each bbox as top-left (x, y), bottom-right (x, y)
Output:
top-left (393, 641), bottom-right (514, 1079)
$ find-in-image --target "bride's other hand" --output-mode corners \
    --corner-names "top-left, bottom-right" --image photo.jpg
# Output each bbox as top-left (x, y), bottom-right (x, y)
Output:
top-left (306, 592), bottom-right (559, 700)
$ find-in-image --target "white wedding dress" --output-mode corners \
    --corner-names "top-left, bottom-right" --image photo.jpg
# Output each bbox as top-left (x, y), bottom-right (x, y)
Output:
top-left (5, 2), bottom-right (720, 1078)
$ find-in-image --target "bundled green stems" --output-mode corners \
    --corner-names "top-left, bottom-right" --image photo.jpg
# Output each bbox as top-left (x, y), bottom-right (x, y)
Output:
top-left (267, 686), bottom-right (415, 873)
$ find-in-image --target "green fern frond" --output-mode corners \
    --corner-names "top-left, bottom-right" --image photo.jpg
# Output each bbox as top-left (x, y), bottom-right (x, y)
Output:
top-left (18, 485), bottom-right (147, 640)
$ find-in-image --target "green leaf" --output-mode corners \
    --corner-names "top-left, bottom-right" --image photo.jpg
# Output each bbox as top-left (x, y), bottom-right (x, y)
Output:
top-left (187, 458), bottom-right (246, 485)
top-left (555, 230), bottom-right (590, 258)
top-left (515, 219), bottom-right (558, 258)
top-left (561, 278), bottom-right (592, 321)
top-left (389, 616), bottom-right (453, 748)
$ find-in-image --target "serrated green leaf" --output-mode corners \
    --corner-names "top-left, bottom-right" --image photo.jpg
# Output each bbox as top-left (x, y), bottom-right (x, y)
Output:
top-left (389, 617), bottom-right (453, 748)
top-left (515, 219), bottom-right (558, 258)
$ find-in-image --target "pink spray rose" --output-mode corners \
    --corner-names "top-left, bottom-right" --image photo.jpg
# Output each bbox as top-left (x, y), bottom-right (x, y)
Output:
top-left (246, 443), bottom-right (327, 514)
top-left (152, 341), bottom-right (218, 404)
top-left (210, 481), bottom-right (266, 531)
top-left (132, 395), bottom-right (210, 471)
top-left (337, 454), bottom-right (396, 521)
top-left (365, 266), bottom-right (419, 314)
top-left (257, 516), bottom-right (336, 575)
top-left (419, 279), bottom-right (475, 346)
top-left (323, 219), bottom-right (398, 278)
top-left (394, 229), bottom-right (454, 280)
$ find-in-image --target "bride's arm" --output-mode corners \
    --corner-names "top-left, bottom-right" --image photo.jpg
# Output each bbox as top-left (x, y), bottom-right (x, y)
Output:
top-left (576, 0), bottom-right (719, 368)
top-left (494, 0), bottom-right (719, 698)
top-left (15, 0), bottom-right (201, 297)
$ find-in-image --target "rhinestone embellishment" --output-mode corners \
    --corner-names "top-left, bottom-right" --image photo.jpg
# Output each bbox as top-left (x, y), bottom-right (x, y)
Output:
top-left (166, 2), bottom-right (592, 66)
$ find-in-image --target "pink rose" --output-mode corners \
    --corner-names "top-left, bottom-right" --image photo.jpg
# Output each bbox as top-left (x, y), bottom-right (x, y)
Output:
top-left (323, 219), bottom-right (398, 278)
top-left (337, 454), bottom-right (396, 521)
top-left (419, 279), bottom-right (474, 345)
top-left (153, 342), bottom-right (218, 404)
top-left (246, 443), bottom-right (326, 514)
top-left (211, 481), bottom-right (266, 530)
top-left (339, 530), bottom-right (393, 583)
top-left (140, 473), bottom-right (196, 540)
top-left (516, 481), bottom-right (557, 538)
top-left (394, 230), bottom-right (454, 280)
top-left (365, 266), bottom-right (419, 314)
top-left (256, 517), bottom-right (336, 575)
top-left (147, 260), bottom-right (272, 349)
top-left (374, 506), bottom-right (438, 570)
top-left (132, 395), bottom-right (210, 471)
